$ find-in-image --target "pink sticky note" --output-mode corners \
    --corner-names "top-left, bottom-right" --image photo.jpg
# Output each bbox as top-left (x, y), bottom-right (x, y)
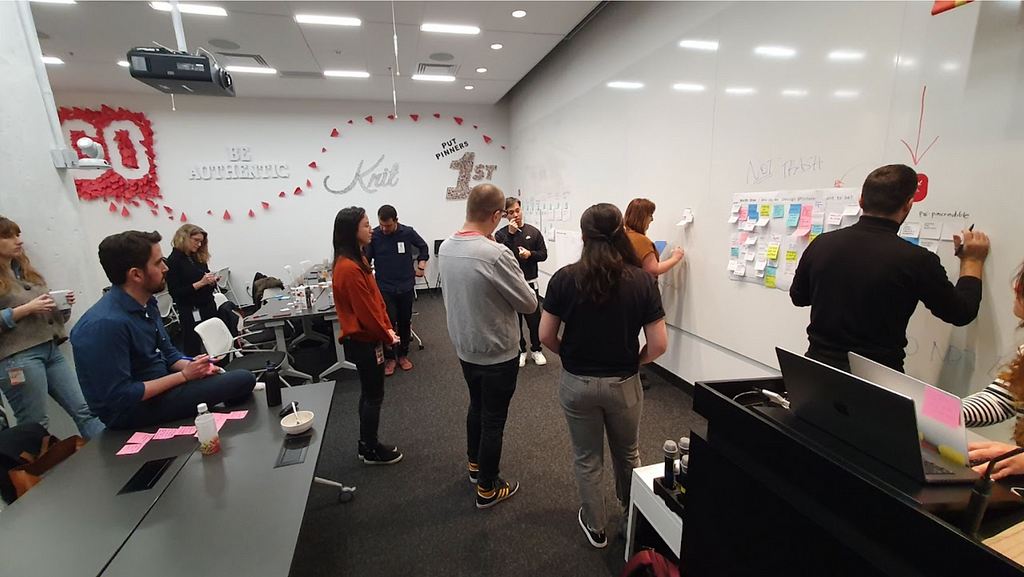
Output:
top-left (153, 428), bottom-right (177, 440)
top-left (176, 425), bottom-right (197, 436)
top-left (922, 386), bottom-right (961, 429)
top-left (213, 413), bottom-right (230, 431)
top-left (127, 432), bottom-right (154, 445)
top-left (117, 443), bottom-right (145, 456)
top-left (227, 410), bottom-right (248, 420)
top-left (738, 206), bottom-right (749, 222)
top-left (739, 232), bottom-right (749, 245)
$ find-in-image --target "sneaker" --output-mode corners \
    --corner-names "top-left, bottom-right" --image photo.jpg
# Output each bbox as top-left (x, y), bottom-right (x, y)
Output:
top-left (476, 477), bottom-right (519, 509)
top-left (468, 462), bottom-right (479, 484)
top-left (519, 352), bottom-right (527, 368)
top-left (384, 359), bottom-right (397, 377)
top-left (358, 442), bottom-right (403, 465)
top-left (398, 357), bottom-right (413, 371)
top-left (531, 351), bottom-right (548, 366)
top-left (578, 508), bottom-right (608, 549)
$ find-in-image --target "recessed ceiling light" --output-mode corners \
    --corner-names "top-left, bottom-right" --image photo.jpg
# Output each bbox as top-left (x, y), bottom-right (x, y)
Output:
top-left (725, 87), bottom-right (756, 95)
top-left (941, 61), bottom-right (960, 71)
top-left (678, 39), bottom-right (718, 51)
top-left (607, 81), bottom-right (643, 89)
top-left (833, 89), bottom-right (859, 98)
top-left (672, 83), bottom-right (706, 92)
top-left (150, 2), bottom-right (227, 16)
top-left (781, 89), bottom-right (807, 97)
top-left (490, 43), bottom-right (503, 50)
top-left (324, 70), bottom-right (369, 78)
top-left (465, 85), bottom-right (475, 90)
top-left (295, 14), bottom-right (361, 26)
top-left (512, 10), bottom-right (526, 18)
top-left (421, 23), bottom-right (480, 35)
top-left (476, 67), bottom-right (487, 73)
top-left (225, 66), bottom-right (277, 75)
top-left (31, 0), bottom-right (77, 4)
top-left (118, 60), bottom-right (130, 67)
top-left (411, 74), bottom-right (456, 82)
top-left (828, 50), bottom-right (864, 61)
top-left (754, 46), bottom-right (796, 58)
top-left (41, 56), bottom-right (64, 65)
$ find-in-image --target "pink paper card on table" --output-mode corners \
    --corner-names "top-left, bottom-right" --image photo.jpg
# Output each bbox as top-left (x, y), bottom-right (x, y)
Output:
top-left (213, 413), bottom-right (230, 431)
top-left (227, 410), bottom-right (249, 420)
top-left (116, 443), bottom-right (145, 456)
top-left (922, 385), bottom-right (962, 429)
top-left (176, 425), bottom-right (197, 436)
top-left (126, 432), bottom-right (154, 445)
top-left (153, 428), bottom-right (178, 440)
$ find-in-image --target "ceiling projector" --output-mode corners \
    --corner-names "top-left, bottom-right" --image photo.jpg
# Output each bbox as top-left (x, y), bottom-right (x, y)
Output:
top-left (126, 47), bottom-right (234, 97)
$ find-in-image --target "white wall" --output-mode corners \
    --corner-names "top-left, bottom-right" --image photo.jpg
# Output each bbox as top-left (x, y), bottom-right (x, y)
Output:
top-left (54, 92), bottom-right (511, 304)
top-left (1, 2), bottom-right (103, 438)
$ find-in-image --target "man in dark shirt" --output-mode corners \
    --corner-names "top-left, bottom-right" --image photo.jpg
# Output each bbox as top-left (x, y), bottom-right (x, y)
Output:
top-left (366, 205), bottom-right (429, 376)
top-left (791, 164), bottom-right (990, 372)
top-left (494, 197), bottom-right (549, 367)
top-left (71, 231), bottom-right (255, 429)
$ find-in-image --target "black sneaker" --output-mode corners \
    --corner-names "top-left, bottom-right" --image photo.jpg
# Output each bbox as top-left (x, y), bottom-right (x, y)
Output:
top-left (468, 462), bottom-right (480, 484)
top-left (476, 477), bottom-right (519, 509)
top-left (358, 442), bottom-right (403, 465)
top-left (578, 508), bottom-right (608, 548)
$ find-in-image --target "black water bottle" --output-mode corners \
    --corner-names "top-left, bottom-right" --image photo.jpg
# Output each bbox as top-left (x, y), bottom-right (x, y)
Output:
top-left (265, 361), bottom-right (282, 407)
top-left (662, 440), bottom-right (678, 489)
top-left (304, 286), bottom-right (313, 309)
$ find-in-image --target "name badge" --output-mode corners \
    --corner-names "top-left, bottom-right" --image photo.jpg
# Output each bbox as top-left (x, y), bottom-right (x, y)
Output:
top-left (375, 344), bottom-right (384, 365)
top-left (397, 242), bottom-right (406, 254)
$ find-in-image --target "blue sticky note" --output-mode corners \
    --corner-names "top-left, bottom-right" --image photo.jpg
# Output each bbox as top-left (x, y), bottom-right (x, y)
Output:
top-left (730, 247), bottom-right (740, 258)
top-left (787, 204), bottom-right (801, 227)
top-left (654, 240), bottom-right (668, 255)
top-left (765, 266), bottom-right (777, 276)
top-left (904, 236), bottom-right (920, 245)
top-left (748, 204), bottom-right (758, 219)
top-left (811, 223), bottom-right (823, 236)
top-left (772, 205), bottom-right (785, 219)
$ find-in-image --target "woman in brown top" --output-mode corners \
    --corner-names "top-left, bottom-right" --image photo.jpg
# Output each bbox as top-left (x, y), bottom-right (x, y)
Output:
top-left (623, 198), bottom-right (684, 277)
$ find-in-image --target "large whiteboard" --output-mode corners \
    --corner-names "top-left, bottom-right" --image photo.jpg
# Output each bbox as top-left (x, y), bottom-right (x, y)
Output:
top-left (516, 1), bottom-right (1024, 395)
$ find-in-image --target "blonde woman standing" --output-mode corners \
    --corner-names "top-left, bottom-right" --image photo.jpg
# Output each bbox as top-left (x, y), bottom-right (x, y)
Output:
top-left (166, 224), bottom-right (220, 356)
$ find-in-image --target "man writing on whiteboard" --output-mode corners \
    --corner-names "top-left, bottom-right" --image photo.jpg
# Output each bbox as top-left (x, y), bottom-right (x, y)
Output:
top-left (790, 164), bottom-right (990, 373)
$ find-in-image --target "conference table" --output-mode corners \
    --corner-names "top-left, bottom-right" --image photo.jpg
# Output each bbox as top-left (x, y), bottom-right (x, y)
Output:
top-left (247, 284), bottom-right (356, 382)
top-left (0, 382), bottom-right (336, 577)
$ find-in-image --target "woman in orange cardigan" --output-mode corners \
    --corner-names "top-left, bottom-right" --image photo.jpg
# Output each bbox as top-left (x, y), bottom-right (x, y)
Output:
top-left (332, 207), bottom-right (403, 465)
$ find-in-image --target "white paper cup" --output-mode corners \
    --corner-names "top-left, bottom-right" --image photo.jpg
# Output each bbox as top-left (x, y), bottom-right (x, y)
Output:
top-left (48, 290), bottom-right (71, 311)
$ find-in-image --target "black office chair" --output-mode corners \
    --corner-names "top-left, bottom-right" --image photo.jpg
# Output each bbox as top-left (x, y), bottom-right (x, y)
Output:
top-left (433, 239), bottom-right (444, 295)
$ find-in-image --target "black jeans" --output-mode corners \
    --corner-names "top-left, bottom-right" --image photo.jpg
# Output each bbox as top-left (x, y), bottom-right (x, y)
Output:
top-left (177, 301), bottom-right (218, 357)
top-left (518, 284), bottom-right (542, 353)
top-left (343, 339), bottom-right (386, 448)
top-left (107, 370), bottom-right (256, 429)
top-left (381, 290), bottom-right (414, 359)
top-left (461, 356), bottom-right (519, 488)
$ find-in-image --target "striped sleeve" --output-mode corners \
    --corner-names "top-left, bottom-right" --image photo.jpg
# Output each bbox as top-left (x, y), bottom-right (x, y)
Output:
top-left (962, 377), bottom-right (1019, 427)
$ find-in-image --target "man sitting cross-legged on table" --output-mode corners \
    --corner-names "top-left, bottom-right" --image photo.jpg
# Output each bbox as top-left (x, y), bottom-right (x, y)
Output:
top-left (71, 231), bottom-right (255, 429)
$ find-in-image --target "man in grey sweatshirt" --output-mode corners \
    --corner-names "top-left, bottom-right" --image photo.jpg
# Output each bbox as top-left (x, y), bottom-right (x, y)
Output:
top-left (440, 183), bottom-right (538, 509)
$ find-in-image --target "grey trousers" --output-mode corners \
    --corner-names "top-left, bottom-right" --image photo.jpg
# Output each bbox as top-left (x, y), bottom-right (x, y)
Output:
top-left (559, 369), bottom-right (643, 533)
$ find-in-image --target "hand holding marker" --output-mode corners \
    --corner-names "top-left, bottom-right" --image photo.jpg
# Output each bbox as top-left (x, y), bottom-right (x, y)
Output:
top-left (953, 224), bottom-right (974, 257)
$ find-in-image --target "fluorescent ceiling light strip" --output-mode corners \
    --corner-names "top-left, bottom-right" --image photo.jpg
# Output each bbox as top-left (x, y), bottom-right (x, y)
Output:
top-left (607, 81), bottom-right (643, 89)
top-left (828, 50), bottom-right (864, 61)
top-left (150, 2), bottom-right (226, 16)
top-left (725, 87), bottom-right (755, 95)
top-left (678, 39), bottom-right (718, 51)
top-left (118, 60), bottom-right (130, 67)
top-left (295, 14), bottom-right (361, 26)
top-left (324, 70), bottom-right (370, 78)
top-left (672, 83), bottom-right (706, 92)
top-left (411, 74), bottom-right (455, 82)
top-left (31, 0), bottom-right (77, 4)
top-left (420, 23), bottom-right (480, 35)
top-left (226, 66), bottom-right (277, 74)
top-left (41, 56), bottom-right (64, 65)
top-left (833, 90), bottom-right (859, 98)
top-left (781, 89), bottom-right (807, 97)
top-left (754, 45), bottom-right (796, 58)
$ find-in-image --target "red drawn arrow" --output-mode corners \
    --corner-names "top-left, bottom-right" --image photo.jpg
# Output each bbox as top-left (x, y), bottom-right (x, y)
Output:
top-left (900, 86), bottom-right (939, 166)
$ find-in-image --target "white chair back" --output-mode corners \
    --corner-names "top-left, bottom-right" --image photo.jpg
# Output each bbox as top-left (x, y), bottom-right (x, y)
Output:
top-left (155, 291), bottom-right (175, 318)
top-left (283, 265), bottom-right (296, 285)
top-left (262, 286), bottom-right (287, 303)
top-left (194, 317), bottom-right (235, 361)
top-left (213, 292), bottom-right (229, 308)
top-left (299, 260), bottom-right (314, 275)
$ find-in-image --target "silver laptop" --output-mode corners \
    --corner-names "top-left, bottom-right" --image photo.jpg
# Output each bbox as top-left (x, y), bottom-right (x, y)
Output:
top-left (776, 348), bottom-right (978, 484)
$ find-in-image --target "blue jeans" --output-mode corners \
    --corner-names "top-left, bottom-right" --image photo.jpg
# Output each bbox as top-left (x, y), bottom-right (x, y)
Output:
top-left (0, 341), bottom-right (105, 440)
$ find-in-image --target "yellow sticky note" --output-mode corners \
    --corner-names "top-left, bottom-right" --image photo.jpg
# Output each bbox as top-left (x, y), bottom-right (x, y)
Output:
top-left (759, 205), bottom-right (771, 217)
top-left (766, 245), bottom-right (780, 260)
top-left (765, 275), bottom-right (776, 288)
top-left (938, 445), bottom-right (968, 466)
top-left (809, 234), bottom-right (818, 243)
top-left (785, 250), bottom-right (798, 261)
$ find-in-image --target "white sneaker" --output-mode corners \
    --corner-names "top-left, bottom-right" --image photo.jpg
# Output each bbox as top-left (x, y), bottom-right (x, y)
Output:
top-left (531, 351), bottom-right (547, 366)
top-left (519, 352), bottom-right (527, 368)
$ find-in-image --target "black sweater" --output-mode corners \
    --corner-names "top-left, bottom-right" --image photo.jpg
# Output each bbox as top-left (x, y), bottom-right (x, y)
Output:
top-left (494, 223), bottom-right (548, 282)
top-left (165, 248), bottom-right (216, 310)
top-left (790, 216), bottom-right (982, 372)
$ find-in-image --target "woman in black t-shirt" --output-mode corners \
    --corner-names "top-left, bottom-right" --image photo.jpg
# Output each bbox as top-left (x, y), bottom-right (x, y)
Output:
top-left (539, 203), bottom-right (668, 549)
top-left (165, 224), bottom-right (220, 356)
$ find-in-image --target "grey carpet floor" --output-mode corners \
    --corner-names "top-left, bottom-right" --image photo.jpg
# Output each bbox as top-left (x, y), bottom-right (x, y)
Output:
top-left (287, 292), bottom-right (705, 577)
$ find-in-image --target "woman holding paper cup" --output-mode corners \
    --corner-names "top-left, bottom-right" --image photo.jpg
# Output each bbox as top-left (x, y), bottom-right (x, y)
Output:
top-left (0, 216), bottom-right (103, 439)
top-left (623, 198), bottom-right (684, 277)
top-left (166, 224), bottom-right (221, 356)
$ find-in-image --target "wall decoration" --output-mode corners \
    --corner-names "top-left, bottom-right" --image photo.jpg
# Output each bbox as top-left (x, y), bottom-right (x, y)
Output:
top-left (58, 105), bottom-right (159, 203)
top-left (223, 210), bottom-right (231, 220)
top-left (188, 146), bottom-right (290, 181)
top-left (436, 137), bottom-right (470, 160)
top-left (323, 155), bottom-right (400, 195)
top-left (446, 152), bottom-right (497, 200)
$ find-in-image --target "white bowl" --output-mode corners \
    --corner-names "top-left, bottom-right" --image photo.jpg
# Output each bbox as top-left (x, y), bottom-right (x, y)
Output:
top-left (280, 410), bottom-right (315, 435)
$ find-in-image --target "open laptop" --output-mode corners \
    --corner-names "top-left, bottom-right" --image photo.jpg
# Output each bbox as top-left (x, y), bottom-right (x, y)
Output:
top-left (776, 348), bottom-right (978, 484)
top-left (848, 352), bottom-right (972, 466)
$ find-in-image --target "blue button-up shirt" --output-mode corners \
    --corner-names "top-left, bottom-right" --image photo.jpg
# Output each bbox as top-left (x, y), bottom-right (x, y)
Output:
top-left (366, 223), bottom-right (430, 295)
top-left (70, 285), bottom-right (184, 425)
